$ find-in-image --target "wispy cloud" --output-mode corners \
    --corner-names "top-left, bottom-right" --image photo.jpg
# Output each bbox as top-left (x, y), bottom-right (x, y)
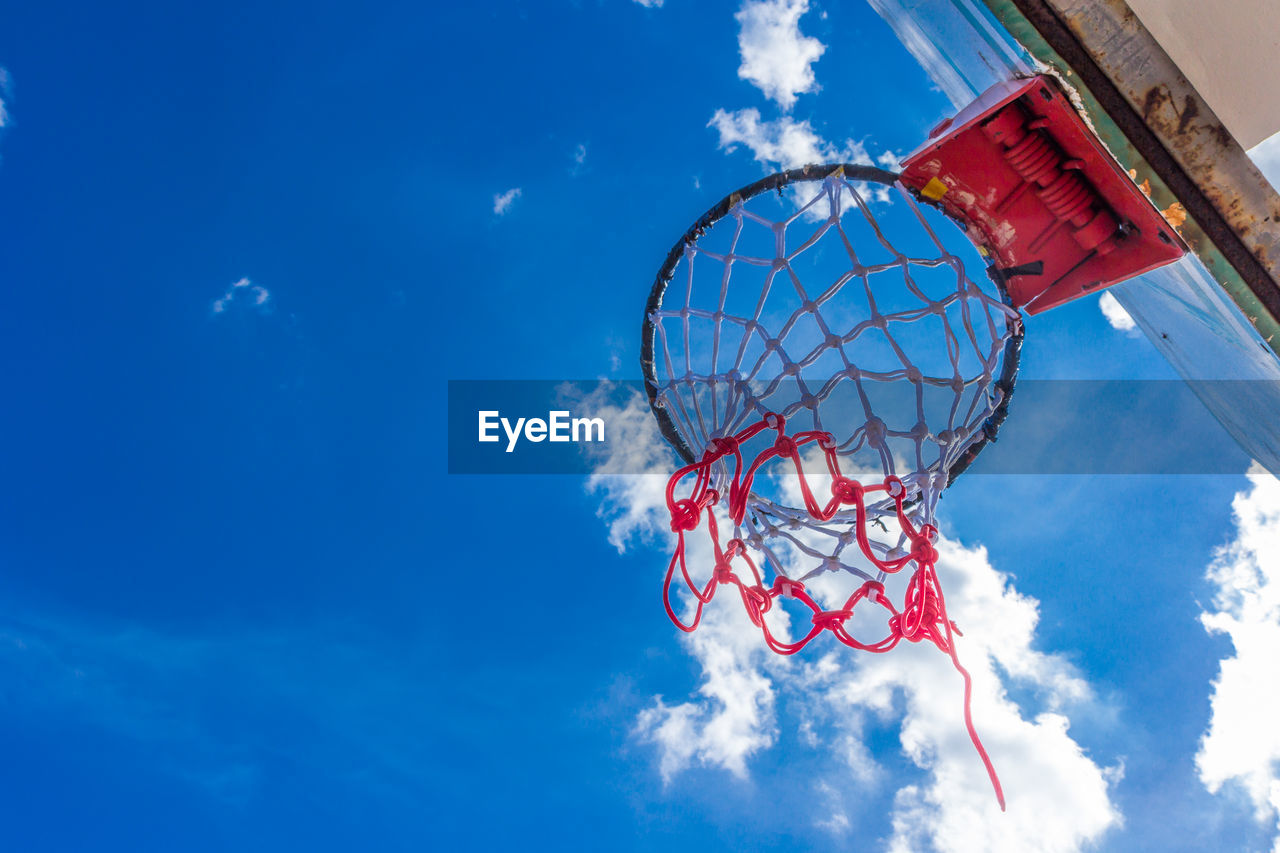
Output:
top-left (707, 108), bottom-right (894, 205)
top-left (877, 150), bottom-right (902, 170)
top-left (0, 67), bottom-right (11, 130)
top-left (570, 143), bottom-right (588, 176)
top-left (1098, 291), bottom-right (1138, 334)
top-left (493, 187), bottom-right (522, 216)
top-left (1197, 464), bottom-right (1280, 846)
top-left (814, 780), bottom-right (852, 834)
top-left (709, 107), bottom-right (870, 170)
top-left (632, 0), bottom-right (664, 7)
top-left (635, 624), bottom-right (779, 783)
top-left (0, 67), bottom-right (12, 159)
top-left (735, 0), bottom-right (826, 110)
top-left (212, 276), bottom-right (270, 315)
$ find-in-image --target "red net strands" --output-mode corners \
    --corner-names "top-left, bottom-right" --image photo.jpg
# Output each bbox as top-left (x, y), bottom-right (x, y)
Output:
top-left (663, 412), bottom-right (1006, 810)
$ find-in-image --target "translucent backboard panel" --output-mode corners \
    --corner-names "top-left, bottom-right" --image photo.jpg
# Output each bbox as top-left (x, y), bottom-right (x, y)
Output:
top-left (870, 0), bottom-right (1280, 477)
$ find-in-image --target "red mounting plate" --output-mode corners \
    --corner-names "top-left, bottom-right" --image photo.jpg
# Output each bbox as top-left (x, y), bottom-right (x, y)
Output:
top-left (900, 76), bottom-right (1186, 314)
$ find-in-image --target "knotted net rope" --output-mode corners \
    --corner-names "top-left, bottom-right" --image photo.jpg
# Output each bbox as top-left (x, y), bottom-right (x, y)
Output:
top-left (642, 165), bottom-right (1023, 808)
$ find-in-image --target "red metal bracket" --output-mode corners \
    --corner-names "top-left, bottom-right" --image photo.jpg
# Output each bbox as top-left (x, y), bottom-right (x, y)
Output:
top-left (900, 75), bottom-right (1186, 313)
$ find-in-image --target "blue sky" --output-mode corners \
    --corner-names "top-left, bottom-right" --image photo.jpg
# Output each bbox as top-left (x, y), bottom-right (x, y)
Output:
top-left (3, 1), bottom-right (1280, 851)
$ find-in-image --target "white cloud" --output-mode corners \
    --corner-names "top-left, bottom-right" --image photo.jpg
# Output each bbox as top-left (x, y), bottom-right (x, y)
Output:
top-left (710, 108), bottom-right (870, 170)
top-left (708, 14), bottom-right (894, 205)
top-left (735, 0), bottom-right (826, 110)
top-left (583, 388), bottom-right (674, 546)
top-left (493, 187), bottom-right (522, 215)
top-left (632, 0), bottom-right (664, 7)
top-left (1197, 464), bottom-right (1280, 846)
top-left (1248, 131), bottom-right (1280, 192)
top-left (708, 108), bottom-right (890, 205)
top-left (587, 392), bottom-right (1121, 849)
top-left (1098, 291), bottom-right (1138, 333)
top-left (782, 531), bottom-right (1117, 852)
top-left (878, 150), bottom-right (903, 170)
top-left (635, 626), bottom-right (778, 782)
top-left (212, 276), bottom-right (270, 315)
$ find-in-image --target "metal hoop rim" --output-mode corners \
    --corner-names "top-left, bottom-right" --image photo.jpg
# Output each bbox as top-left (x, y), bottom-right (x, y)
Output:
top-left (639, 162), bottom-right (1024, 491)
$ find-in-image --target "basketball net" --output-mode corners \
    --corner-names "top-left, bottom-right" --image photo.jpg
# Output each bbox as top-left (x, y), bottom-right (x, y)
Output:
top-left (644, 166), bottom-right (1021, 809)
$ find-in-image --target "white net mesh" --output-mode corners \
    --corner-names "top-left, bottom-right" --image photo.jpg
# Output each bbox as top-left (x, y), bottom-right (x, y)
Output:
top-left (644, 167), bottom-right (1022, 584)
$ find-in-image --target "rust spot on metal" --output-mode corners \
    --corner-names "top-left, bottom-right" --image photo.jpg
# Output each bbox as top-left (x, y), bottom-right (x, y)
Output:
top-left (1176, 96), bottom-right (1199, 135)
top-left (1142, 86), bottom-right (1166, 121)
top-left (1161, 202), bottom-right (1186, 231)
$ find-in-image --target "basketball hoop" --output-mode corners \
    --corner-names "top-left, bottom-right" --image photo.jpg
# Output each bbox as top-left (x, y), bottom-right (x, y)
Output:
top-left (641, 163), bottom-right (1023, 809)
